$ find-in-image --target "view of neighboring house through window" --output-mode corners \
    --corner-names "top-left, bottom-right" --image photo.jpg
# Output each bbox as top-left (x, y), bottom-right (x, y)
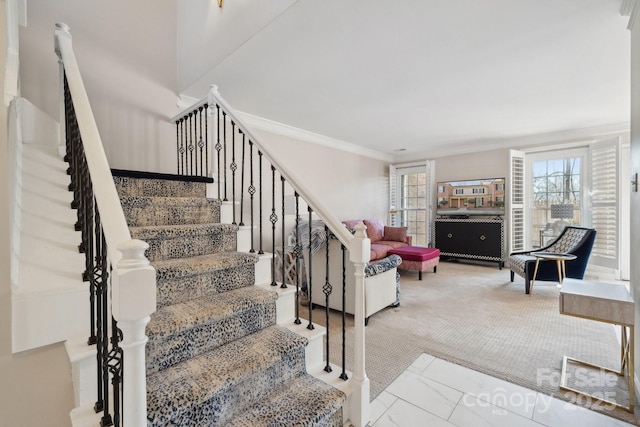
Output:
top-left (530, 152), bottom-right (583, 248)
top-left (390, 162), bottom-right (434, 246)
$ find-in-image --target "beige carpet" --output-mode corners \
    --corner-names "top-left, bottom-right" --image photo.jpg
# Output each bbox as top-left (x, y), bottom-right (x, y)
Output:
top-left (306, 260), bottom-right (640, 426)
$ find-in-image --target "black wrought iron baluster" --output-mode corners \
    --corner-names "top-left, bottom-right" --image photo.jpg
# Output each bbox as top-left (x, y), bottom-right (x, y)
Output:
top-left (175, 120), bottom-right (180, 175)
top-left (198, 106), bottom-right (205, 177)
top-left (188, 112), bottom-right (194, 176)
top-left (294, 192), bottom-right (302, 325)
top-left (204, 104), bottom-right (209, 177)
top-left (340, 243), bottom-right (349, 380)
top-left (306, 207), bottom-right (314, 330)
top-left (82, 181), bottom-right (94, 282)
top-left (222, 111), bottom-right (228, 201)
top-left (180, 118), bottom-right (186, 175)
top-left (230, 122), bottom-right (237, 224)
top-left (216, 105), bottom-right (222, 199)
top-left (323, 225), bottom-right (333, 373)
top-left (280, 176), bottom-right (287, 289)
top-left (258, 151), bottom-right (264, 254)
top-left (248, 141), bottom-right (255, 253)
top-left (270, 166), bottom-right (278, 287)
top-left (239, 132), bottom-right (246, 226)
top-left (76, 156), bottom-right (87, 254)
top-left (107, 314), bottom-right (123, 427)
top-left (93, 208), bottom-right (110, 425)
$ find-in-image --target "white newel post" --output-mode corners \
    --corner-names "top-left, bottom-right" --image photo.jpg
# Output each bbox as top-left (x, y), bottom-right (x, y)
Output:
top-left (349, 224), bottom-right (371, 427)
top-left (112, 239), bottom-right (157, 427)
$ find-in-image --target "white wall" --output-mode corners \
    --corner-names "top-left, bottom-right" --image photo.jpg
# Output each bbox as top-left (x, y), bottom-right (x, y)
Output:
top-left (1, 3), bottom-right (75, 425)
top-left (256, 128), bottom-right (390, 222)
top-left (630, 10), bottom-right (640, 388)
top-left (20, 0), bottom-right (179, 173)
top-left (177, 0), bottom-right (298, 94)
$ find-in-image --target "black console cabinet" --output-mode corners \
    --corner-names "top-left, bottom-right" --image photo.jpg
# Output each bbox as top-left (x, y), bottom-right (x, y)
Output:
top-left (434, 218), bottom-right (504, 269)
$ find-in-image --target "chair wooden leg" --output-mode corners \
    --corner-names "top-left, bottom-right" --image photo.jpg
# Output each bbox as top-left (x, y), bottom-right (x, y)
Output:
top-left (510, 270), bottom-right (515, 282)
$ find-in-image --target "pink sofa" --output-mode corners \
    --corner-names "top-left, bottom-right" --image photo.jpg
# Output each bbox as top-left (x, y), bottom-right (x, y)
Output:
top-left (343, 219), bottom-right (412, 262)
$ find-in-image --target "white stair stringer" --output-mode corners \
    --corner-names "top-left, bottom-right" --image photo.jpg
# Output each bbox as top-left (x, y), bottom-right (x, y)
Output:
top-left (256, 281), bottom-right (295, 325)
top-left (13, 144), bottom-right (88, 353)
top-left (65, 337), bottom-right (97, 407)
top-left (236, 225), bottom-right (252, 252)
top-left (311, 363), bottom-right (354, 427)
top-left (286, 321), bottom-right (354, 426)
top-left (254, 251), bottom-right (273, 285)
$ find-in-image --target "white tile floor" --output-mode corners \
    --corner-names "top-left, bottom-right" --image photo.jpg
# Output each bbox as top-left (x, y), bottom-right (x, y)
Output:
top-left (370, 353), bottom-right (637, 427)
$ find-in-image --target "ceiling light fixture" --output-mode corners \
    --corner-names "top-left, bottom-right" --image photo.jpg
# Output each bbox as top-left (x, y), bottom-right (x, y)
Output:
top-left (217, 0), bottom-right (223, 7)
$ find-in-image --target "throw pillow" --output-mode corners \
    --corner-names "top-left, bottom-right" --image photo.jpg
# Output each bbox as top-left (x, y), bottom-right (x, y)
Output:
top-left (363, 219), bottom-right (385, 242)
top-left (384, 226), bottom-right (407, 243)
top-left (342, 220), bottom-right (366, 237)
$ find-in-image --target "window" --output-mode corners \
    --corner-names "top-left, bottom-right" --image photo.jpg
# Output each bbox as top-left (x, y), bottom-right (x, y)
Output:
top-left (455, 188), bottom-right (463, 195)
top-left (528, 151), bottom-right (583, 248)
top-left (472, 188), bottom-right (485, 194)
top-left (390, 162), bottom-right (434, 246)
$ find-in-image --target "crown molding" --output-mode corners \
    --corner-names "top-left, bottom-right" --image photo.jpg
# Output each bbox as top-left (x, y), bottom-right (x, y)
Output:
top-left (393, 122), bottom-right (630, 163)
top-left (235, 110), bottom-right (394, 162)
top-left (621, 0), bottom-right (638, 30)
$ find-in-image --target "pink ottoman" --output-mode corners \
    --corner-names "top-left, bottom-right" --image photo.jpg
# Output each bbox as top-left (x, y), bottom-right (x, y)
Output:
top-left (388, 246), bottom-right (440, 280)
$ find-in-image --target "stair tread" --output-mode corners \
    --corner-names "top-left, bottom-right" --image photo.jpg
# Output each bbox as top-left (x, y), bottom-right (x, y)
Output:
top-left (147, 286), bottom-right (277, 340)
top-left (120, 195), bottom-right (220, 205)
top-left (146, 325), bottom-right (309, 426)
top-left (130, 222), bottom-right (238, 238)
top-left (153, 251), bottom-right (258, 279)
top-left (226, 373), bottom-right (346, 427)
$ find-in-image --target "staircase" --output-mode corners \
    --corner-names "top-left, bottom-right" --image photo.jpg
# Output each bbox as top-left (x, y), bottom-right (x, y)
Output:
top-left (115, 174), bottom-right (346, 426)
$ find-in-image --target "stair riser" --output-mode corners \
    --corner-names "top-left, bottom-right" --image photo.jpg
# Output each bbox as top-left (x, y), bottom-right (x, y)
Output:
top-left (121, 198), bottom-right (221, 227)
top-left (154, 349), bottom-right (307, 426)
top-left (156, 263), bottom-right (256, 307)
top-left (134, 229), bottom-right (237, 261)
top-left (113, 176), bottom-right (206, 198)
top-left (146, 303), bottom-right (276, 375)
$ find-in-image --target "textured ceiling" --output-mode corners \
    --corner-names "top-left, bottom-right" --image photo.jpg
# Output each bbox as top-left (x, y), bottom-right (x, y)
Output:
top-left (181, 0), bottom-right (631, 161)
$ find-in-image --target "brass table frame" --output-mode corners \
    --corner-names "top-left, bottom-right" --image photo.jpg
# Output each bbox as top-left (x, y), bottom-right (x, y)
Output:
top-left (559, 280), bottom-right (635, 413)
top-left (530, 252), bottom-right (576, 296)
top-left (560, 324), bottom-right (634, 413)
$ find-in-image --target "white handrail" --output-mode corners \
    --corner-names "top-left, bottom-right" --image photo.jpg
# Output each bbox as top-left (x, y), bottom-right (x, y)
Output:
top-left (55, 23), bottom-right (155, 427)
top-left (54, 23), bottom-right (131, 265)
top-left (207, 85), bottom-right (356, 249)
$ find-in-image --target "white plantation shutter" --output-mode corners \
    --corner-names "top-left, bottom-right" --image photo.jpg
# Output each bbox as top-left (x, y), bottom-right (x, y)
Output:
top-left (389, 164), bottom-right (398, 226)
top-left (424, 160), bottom-right (435, 246)
top-left (509, 150), bottom-right (525, 253)
top-left (589, 138), bottom-right (620, 269)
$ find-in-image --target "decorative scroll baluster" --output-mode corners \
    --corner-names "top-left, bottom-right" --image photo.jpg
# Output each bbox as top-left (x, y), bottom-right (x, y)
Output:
top-left (294, 192), bottom-right (302, 325)
top-left (204, 104), bottom-right (209, 177)
top-left (323, 225), bottom-right (333, 373)
top-left (231, 122), bottom-right (237, 224)
top-left (198, 106), bottom-right (205, 176)
top-left (258, 151), bottom-right (264, 255)
top-left (188, 113), bottom-right (194, 176)
top-left (280, 176), bottom-right (287, 289)
top-left (95, 208), bottom-right (113, 426)
top-left (107, 314), bottom-right (123, 427)
top-left (306, 207), bottom-right (314, 330)
top-left (239, 132), bottom-right (246, 226)
top-left (248, 141), bottom-right (256, 253)
top-left (340, 243), bottom-right (349, 380)
top-left (216, 105), bottom-right (222, 198)
top-left (175, 120), bottom-right (180, 175)
top-left (222, 111), bottom-right (228, 201)
top-left (270, 166), bottom-right (278, 286)
top-left (180, 118), bottom-right (186, 175)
